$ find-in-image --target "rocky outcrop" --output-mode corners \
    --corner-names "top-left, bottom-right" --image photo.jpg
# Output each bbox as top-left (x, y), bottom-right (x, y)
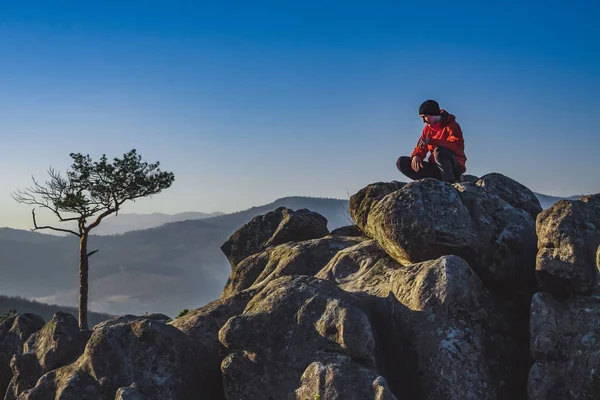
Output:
top-left (220, 235), bottom-right (364, 299)
top-left (220, 207), bottom-right (329, 269)
top-left (535, 194), bottom-right (600, 295)
top-left (4, 312), bottom-right (89, 400)
top-left (0, 314), bottom-right (44, 398)
top-left (218, 275), bottom-right (387, 399)
top-left (349, 178), bottom-right (538, 298)
top-left (3, 172), bottom-right (597, 400)
top-left (18, 316), bottom-right (211, 400)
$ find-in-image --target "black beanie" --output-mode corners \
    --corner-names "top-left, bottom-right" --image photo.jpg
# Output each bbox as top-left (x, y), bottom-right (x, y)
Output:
top-left (419, 100), bottom-right (441, 115)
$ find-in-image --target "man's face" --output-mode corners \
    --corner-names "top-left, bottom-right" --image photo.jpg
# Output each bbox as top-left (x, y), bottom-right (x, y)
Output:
top-left (420, 114), bottom-right (439, 124)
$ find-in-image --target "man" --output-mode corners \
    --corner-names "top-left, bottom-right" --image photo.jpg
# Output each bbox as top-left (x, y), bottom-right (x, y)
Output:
top-left (396, 100), bottom-right (467, 183)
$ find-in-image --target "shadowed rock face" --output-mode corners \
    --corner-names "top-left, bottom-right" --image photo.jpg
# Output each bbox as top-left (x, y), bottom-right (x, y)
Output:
top-left (529, 292), bottom-right (600, 399)
top-left (0, 313), bottom-right (45, 397)
top-left (535, 194), bottom-right (600, 296)
top-left (2, 173), bottom-right (597, 400)
top-left (18, 316), bottom-right (211, 400)
top-left (4, 312), bottom-right (90, 400)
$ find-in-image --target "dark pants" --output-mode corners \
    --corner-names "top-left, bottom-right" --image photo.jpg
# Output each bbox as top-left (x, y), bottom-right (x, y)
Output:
top-left (396, 146), bottom-right (462, 183)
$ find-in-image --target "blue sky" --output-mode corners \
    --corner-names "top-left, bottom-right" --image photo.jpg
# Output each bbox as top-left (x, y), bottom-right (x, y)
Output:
top-left (0, 0), bottom-right (598, 230)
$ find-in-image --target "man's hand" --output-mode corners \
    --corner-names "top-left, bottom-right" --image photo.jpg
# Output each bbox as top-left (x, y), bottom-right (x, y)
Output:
top-left (411, 156), bottom-right (423, 172)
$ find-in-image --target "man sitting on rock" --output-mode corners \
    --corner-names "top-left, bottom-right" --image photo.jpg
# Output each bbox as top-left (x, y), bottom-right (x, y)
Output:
top-left (396, 100), bottom-right (467, 183)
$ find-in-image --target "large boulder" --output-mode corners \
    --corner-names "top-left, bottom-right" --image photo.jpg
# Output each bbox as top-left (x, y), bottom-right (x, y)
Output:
top-left (350, 178), bottom-right (538, 297)
top-left (19, 316), bottom-right (212, 399)
top-left (220, 235), bottom-right (364, 299)
top-left (535, 194), bottom-right (600, 295)
top-left (220, 207), bottom-right (329, 269)
top-left (388, 255), bottom-right (496, 400)
top-left (218, 275), bottom-right (386, 399)
top-left (4, 312), bottom-right (90, 400)
top-left (0, 313), bottom-right (44, 397)
top-left (529, 292), bottom-right (600, 399)
top-left (476, 172), bottom-right (543, 219)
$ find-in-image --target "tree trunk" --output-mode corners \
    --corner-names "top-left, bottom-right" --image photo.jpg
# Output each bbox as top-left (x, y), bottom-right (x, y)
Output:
top-left (79, 233), bottom-right (89, 330)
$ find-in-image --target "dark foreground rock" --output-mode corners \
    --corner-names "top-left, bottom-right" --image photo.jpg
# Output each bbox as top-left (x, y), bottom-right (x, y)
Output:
top-left (4, 312), bottom-right (89, 400)
top-left (529, 292), bottom-right (600, 399)
top-left (0, 314), bottom-right (45, 397)
top-left (18, 316), bottom-right (212, 400)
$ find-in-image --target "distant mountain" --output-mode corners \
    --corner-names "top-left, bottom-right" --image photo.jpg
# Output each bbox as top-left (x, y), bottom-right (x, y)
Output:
top-left (29, 210), bottom-right (226, 236)
top-left (0, 196), bottom-right (351, 319)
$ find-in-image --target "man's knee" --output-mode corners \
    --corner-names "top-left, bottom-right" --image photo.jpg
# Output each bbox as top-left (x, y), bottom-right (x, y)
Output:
top-left (396, 156), bottom-right (411, 172)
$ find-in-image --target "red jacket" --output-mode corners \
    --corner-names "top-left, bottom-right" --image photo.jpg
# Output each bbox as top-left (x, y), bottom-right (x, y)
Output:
top-left (410, 110), bottom-right (467, 173)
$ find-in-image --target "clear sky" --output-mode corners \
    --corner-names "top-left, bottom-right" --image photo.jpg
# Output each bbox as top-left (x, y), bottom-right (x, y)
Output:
top-left (0, 0), bottom-right (598, 231)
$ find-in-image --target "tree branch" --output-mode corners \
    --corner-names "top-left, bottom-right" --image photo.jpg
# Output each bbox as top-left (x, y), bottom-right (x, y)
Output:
top-left (85, 207), bottom-right (117, 232)
top-left (87, 249), bottom-right (99, 257)
top-left (31, 209), bottom-right (81, 237)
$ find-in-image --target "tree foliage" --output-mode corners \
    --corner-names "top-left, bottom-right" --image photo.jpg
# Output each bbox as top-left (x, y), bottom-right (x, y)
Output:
top-left (12, 148), bottom-right (175, 236)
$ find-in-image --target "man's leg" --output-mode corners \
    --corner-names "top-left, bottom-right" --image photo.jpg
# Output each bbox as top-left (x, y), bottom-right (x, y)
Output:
top-left (396, 156), bottom-right (442, 180)
top-left (432, 147), bottom-right (460, 183)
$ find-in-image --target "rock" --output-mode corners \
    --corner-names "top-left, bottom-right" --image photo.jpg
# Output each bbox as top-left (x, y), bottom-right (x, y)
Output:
top-left (348, 181), bottom-right (406, 228)
top-left (389, 255), bottom-right (496, 400)
top-left (169, 288), bottom-right (257, 400)
top-left (220, 235), bottom-right (364, 299)
top-left (529, 292), bottom-right (600, 399)
top-left (19, 317), bottom-right (210, 400)
top-left (220, 207), bottom-right (329, 269)
top-left (0, 313), bottom-right (44, 397)
top-left (295, 354), bottom-right (398, 400)
top-left (329, 224), bottom-right (366, 237)
top-left (476, 172), bottom-right (543, 219)
top-left (350, 178), bottom-right (537, 297)
top-left (4, 312), bottom-right (90, 399)
top-left (316, 239), bottom-right (401, 297)
top-left (218, 275), bottom-right (379, 400)
top-left (536, 194), bottom-right (600, 295)
top-left (92, 314), bottom-right (170, 331)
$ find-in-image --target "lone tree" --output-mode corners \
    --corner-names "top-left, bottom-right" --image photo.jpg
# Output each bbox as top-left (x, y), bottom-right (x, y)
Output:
top-left (12, 149), bottom-right (175, 330)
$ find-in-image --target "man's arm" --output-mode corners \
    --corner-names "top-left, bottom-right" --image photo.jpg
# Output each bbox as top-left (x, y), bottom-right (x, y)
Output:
top-left (410, 130), bottom-right (429, 159)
